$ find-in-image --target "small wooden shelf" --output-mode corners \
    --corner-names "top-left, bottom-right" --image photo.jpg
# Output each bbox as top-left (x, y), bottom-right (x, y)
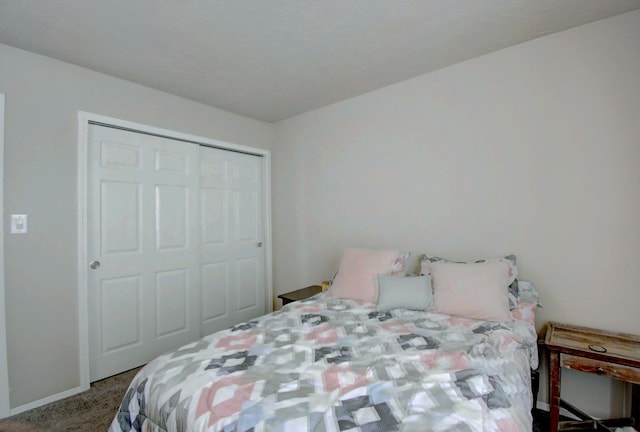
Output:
top-left (277, 285), bottom-right (323, 305)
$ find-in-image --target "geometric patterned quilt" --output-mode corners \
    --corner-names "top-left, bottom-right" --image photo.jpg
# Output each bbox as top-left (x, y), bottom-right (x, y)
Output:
top-left (109, 293), bottom-right (538, 432)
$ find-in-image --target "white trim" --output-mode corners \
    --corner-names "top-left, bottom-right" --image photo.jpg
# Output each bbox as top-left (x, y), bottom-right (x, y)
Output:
top-left (535, 401), bottom-right (582, 421)
top-left (77, 112), bottom-right (91, 394)
top-left (263, 153), bottom-right (274, 314)
top-left (0, 94), bottom-right (10, 418)
top-left (77, 111), bottom-right (273, 387)
top-left (83, 113), bottom-right (269, 157)
top-left (9, 384), bottom-right (86, 416)
top-left (537, 401), bottom-right (550, 411)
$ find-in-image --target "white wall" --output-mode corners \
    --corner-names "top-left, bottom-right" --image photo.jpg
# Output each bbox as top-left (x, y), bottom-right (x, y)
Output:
top-left (273, 10), bottom-right (640, 417)
top-left (0, 43), bottom-right (275, 409)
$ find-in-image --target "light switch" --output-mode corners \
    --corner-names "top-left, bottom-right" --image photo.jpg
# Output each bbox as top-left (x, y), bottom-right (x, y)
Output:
top-left (11, 214), bottom-right (28, 234)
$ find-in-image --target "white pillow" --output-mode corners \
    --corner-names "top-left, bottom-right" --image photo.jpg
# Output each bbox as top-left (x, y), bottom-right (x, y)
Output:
top-left (328, 248), bottom-right (399, 303)
top-left (430, 261), bottom-right (512, 321)
top-left (420, 254), bottom-right (518, 285)
top-left (377, 275), bottom-right (433, 311)
top-left (421, 254), bottom-right (519, 309)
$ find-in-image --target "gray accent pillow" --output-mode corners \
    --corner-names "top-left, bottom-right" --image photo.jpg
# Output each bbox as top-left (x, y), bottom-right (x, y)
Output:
top-left (377, 274), bottom-right (433, 311)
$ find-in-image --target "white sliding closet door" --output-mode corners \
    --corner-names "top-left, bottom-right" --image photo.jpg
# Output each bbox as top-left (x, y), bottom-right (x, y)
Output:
top-left (86, 122), bottom-right (267, 382)
top-left (200, 146), bottom-right (265, 336)
top-left (87, 125), bottom-right (200, 381)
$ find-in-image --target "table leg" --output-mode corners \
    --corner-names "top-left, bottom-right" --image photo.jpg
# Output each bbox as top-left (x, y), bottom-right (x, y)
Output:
top-left (549, 350), bottom-right (561, 432)
top-left (632, 383), bottom-right (639, 427)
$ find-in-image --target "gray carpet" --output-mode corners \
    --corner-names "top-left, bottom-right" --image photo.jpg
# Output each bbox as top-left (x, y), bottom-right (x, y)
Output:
top-left (0, 367), bottom-right (140, 432)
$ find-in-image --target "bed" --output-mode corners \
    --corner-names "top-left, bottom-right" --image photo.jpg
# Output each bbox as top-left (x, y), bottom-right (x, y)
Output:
top-left (110, 250), bottom-right (540, 432)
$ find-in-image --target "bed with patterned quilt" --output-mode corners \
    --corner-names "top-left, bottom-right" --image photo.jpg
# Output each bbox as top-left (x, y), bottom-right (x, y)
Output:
top-left (110, 251), bottom-right (540, 432)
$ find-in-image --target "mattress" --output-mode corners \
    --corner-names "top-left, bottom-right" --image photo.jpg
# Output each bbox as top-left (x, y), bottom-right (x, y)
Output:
top-left (110, 293), bottom-right (538, 432)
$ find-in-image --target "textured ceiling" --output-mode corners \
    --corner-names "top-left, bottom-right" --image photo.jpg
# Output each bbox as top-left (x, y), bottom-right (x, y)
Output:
top-left (1, 0), bottom-right (639, 122)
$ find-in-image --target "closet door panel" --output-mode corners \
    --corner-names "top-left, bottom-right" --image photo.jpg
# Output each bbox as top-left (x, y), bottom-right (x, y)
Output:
top-left (200, 147), bottom-right (265, 335)
top-left (201, 262), bottom-right (229, 322)
top-left (88, 125), bottom-right (200, 381)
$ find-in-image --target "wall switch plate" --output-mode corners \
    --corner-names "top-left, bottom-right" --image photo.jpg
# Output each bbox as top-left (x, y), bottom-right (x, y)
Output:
top-left (10, 214), bottom-right (28, 234)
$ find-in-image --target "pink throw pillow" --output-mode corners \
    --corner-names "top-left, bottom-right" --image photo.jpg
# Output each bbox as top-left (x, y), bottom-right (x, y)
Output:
top-left (329, 248), bottom-right (399, 303)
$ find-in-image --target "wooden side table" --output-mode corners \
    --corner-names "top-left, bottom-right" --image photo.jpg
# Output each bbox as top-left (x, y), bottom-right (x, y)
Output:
top-left (277, 285), bottom-right (323, 306)
top-left (545, 322), bottom-right (640, 432)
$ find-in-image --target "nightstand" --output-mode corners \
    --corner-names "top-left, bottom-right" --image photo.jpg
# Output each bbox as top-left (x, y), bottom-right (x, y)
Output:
top-left (277, 285), bottom-right (323, 306)
top-left (545, 321), bottom-right (640, 432)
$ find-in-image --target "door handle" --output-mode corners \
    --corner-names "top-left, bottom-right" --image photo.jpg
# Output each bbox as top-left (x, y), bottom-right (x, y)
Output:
top-left (257, 242), bottom-right (263, 248)
top-left (90, 260), bottom-right (101, 270)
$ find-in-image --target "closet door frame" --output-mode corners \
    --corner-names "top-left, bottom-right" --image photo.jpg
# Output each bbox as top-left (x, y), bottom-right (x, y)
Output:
top-left (76, 111), bottom-right (272, 389)
top-left (0, 95), bottom-right (9, 418)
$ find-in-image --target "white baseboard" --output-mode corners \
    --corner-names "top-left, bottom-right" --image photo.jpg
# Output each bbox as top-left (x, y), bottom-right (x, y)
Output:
top-left (535, 401), bottom-right (581, 421)
top-left (536, 401), bottom-right (550, 411)
top-left (8, 383), bottom-right (89, 417)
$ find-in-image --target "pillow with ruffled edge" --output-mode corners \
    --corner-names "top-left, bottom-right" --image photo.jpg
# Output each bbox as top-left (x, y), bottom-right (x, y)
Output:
top-left (390, 252), bottom-right (411, 276)
top-left (328, 247), bottom-right (399, 303)
top-left (377, 274), bottom-right (433, 311)
top-left (420, 254), bottom-right (519, 309)
top-left (429, 260), bottom-right (512, 322)
top-left (513, 280), bottom-right (542, 307)
top-left (327, 251), bottom-right (410, 290)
